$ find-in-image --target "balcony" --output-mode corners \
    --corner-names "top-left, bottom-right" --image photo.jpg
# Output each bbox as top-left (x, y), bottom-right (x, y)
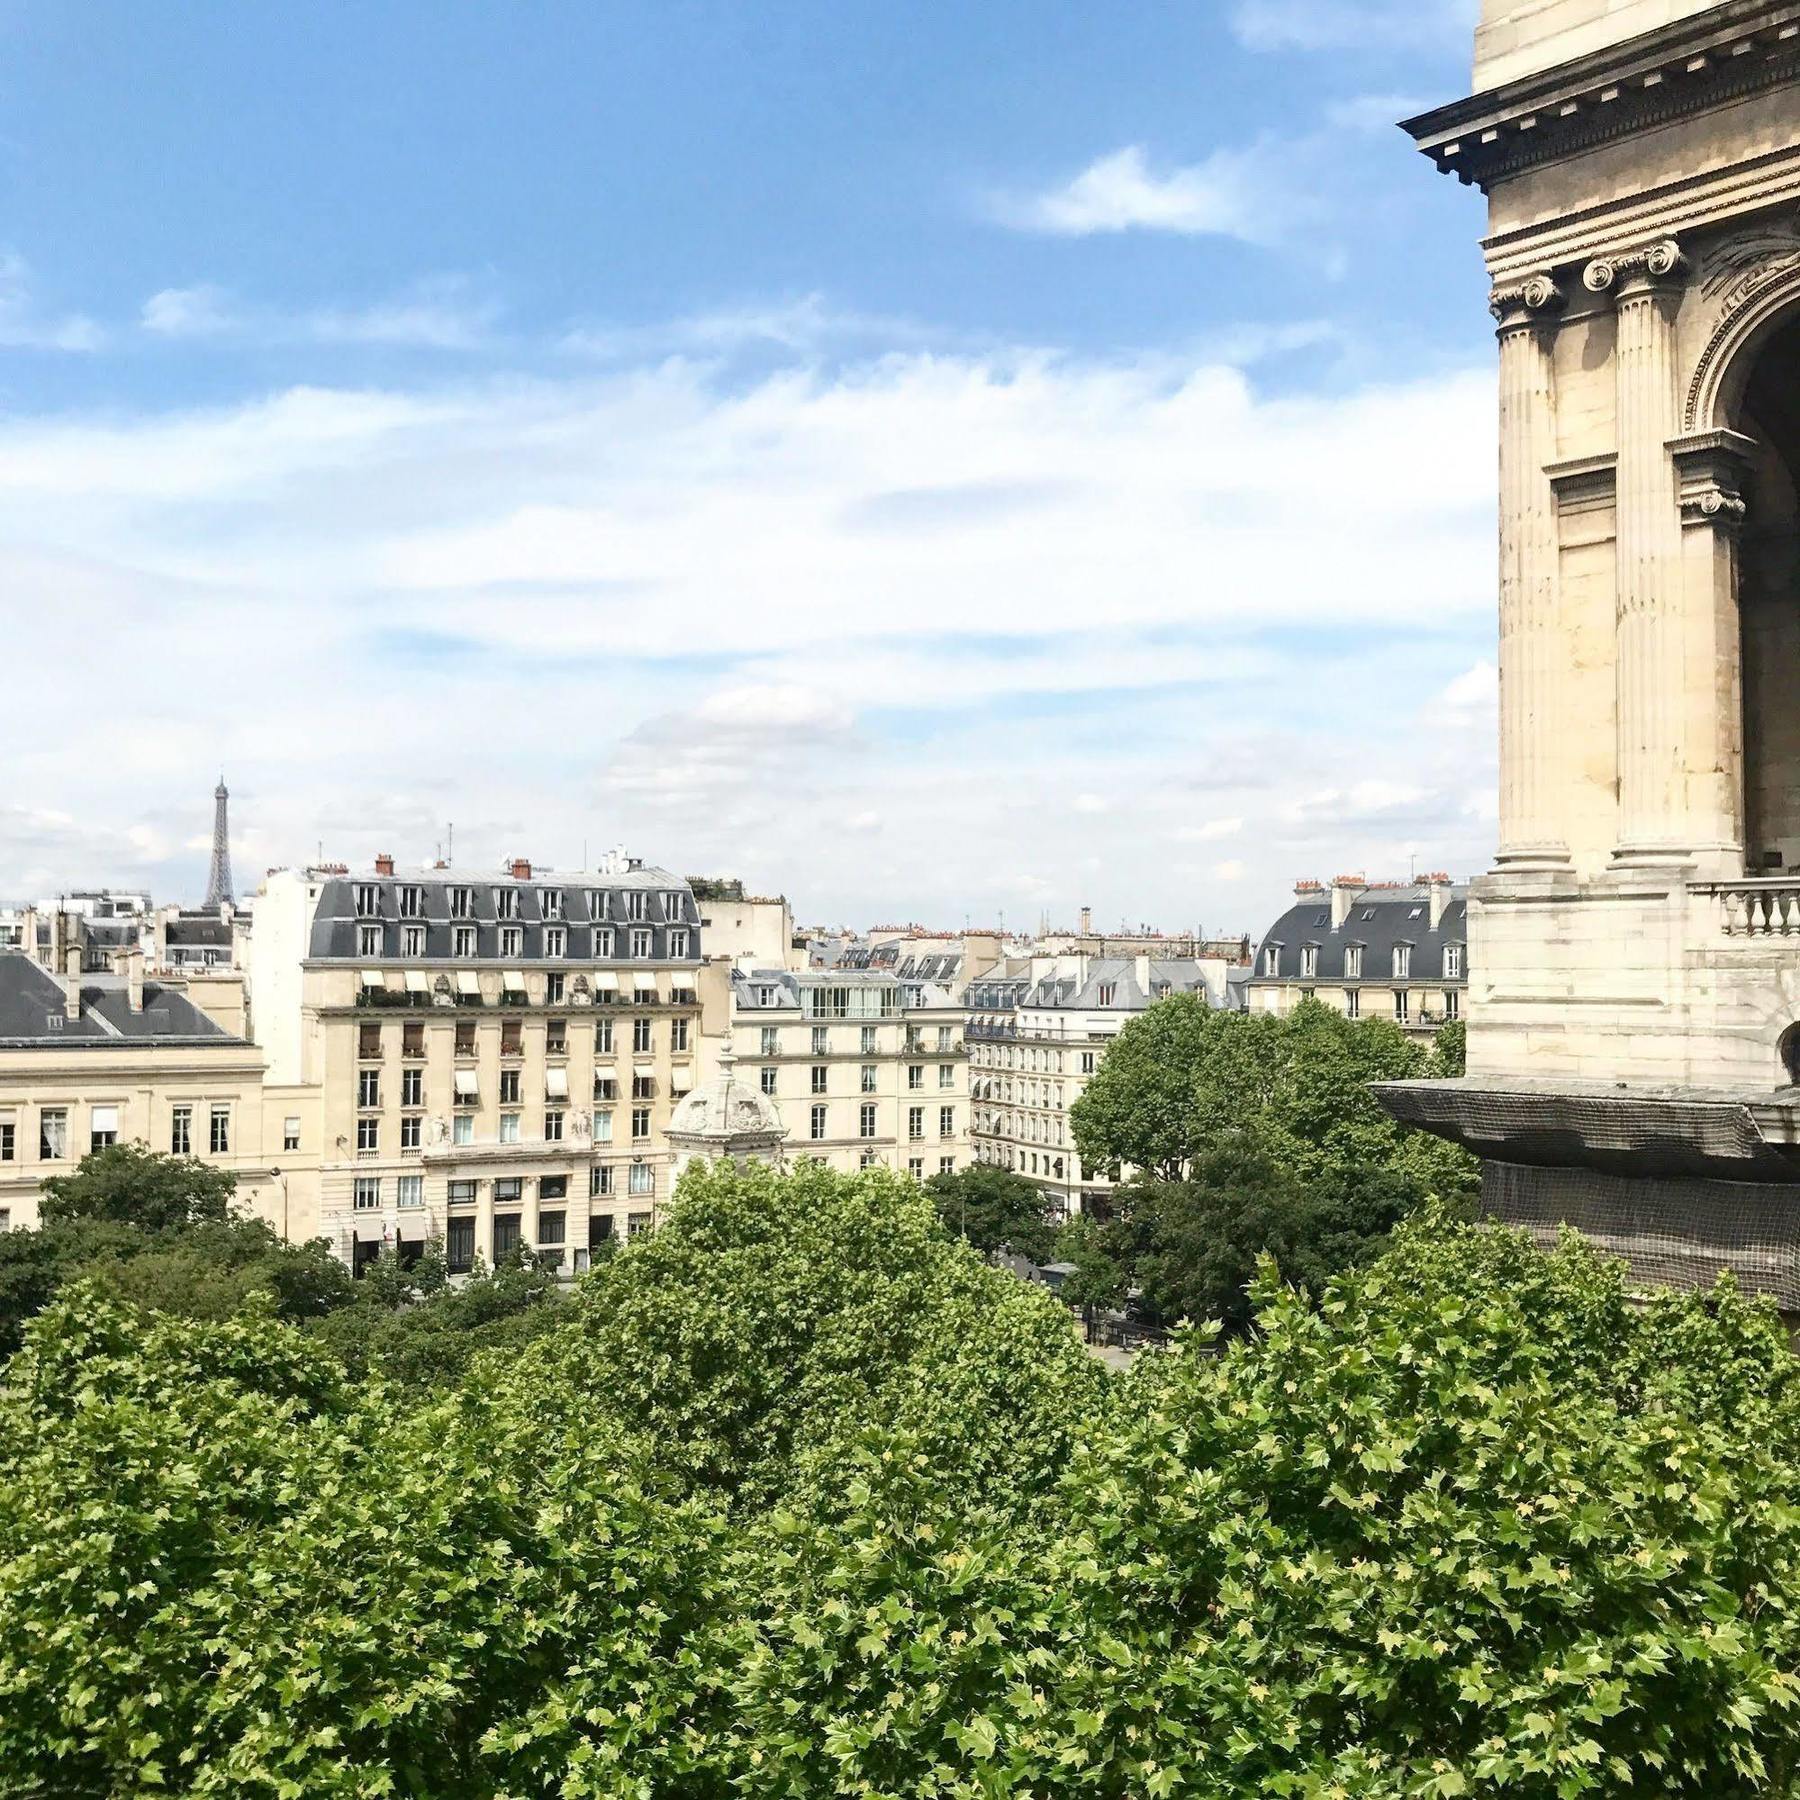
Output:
top-left (1707, 880), bottom-right (1800, 938)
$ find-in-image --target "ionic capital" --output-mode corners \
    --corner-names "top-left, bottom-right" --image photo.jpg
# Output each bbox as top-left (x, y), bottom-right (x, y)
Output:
top-left (1582, 239), bottom-right (1687, 299)
top-left (1489, 274), bottom-right (1565, 331)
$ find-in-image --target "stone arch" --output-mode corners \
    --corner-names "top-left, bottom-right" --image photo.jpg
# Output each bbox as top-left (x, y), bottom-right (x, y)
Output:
top-left (1780, 1023), bottom-right (1800, 1088)
top-left (1687, 245), bottom-right (1800, 433)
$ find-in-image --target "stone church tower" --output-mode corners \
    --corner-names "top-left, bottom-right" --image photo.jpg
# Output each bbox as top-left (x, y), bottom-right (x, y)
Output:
top-left (1383, 2), bottom-right (1800, 1302)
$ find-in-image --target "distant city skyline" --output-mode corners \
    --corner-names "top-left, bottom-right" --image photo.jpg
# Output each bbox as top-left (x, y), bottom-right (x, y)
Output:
top-left (0, 1), bottom-right (1494, 929)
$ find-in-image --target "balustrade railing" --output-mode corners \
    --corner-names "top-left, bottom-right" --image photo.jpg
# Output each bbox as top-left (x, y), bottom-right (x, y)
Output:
top-left (1708, 881), bottom-right (1800, 938)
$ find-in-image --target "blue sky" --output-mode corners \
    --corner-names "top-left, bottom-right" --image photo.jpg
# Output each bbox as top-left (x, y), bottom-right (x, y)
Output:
top-left (0, 0), bottom-right (1496, 934)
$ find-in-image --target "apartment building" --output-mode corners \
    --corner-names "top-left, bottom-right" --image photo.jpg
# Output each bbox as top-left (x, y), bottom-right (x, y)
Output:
top-left (967, 954), bottom-right (1234, 1220)
top-left (729, 965), bottom-right (967, 1180)
top-left (248, 853), bottom-right (726, 1277)
top-left (1249, 876), bottom-right (1468, 1039)
top-left (0, 949), bottom-right (300, 1234)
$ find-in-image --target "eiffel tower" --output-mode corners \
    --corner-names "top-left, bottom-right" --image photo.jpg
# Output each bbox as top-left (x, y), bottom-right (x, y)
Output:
top-left (204, 777), bottom-right (234, 909)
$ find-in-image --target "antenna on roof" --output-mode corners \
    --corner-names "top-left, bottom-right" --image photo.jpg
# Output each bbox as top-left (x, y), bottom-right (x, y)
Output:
top-left (446, 823), bottom-right (454, 867)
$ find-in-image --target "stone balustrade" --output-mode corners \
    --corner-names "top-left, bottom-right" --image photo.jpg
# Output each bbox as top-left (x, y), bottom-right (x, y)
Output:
top-left (1706, 882), bottom-right (1800, 938)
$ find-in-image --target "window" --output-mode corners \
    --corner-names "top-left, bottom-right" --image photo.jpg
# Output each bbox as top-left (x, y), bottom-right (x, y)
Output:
top-left (500, 925), bottom-right (523, 959)
top-left (544, 926), bottom-right (566, 958)
top-left (595, 1109), bottom-right (614, 1142)
top-left (455, 1020), bottom-right (477, 1056)
top-left (633, 1017), bottom-right (653, 1054)
top-left (354, 1176), bottom-right (381, 1211)
top-left (358, 1070), bottom-right (381, 1108)
top-left (544, 1018), bottom-right (567, 1055)
top-left (1445, 990), bottom-right (1461, 1022)
top-left (631, 1108), bottom-right (650, 1141)
top-left (812, 1026), bottom-right (829, 1056)
top-left (626, 891), bottom-right (645, 922)
top-left (628, 1163), bottom-right (654, 1197)
top-left (664, 891), bottom-right (684, 920)
top-left (595, 1018), bottom-right (614, 1055)
top-left (811, 1065), bottom-right (828, 1095)
top-left (449, 886), bottom-right (471, 919)
top-left (860, 1105), bottom-right (877, 1139)
top-left (210, 1106), bottom-right (230, 1154)
top-left (861, 1025), bottom-right (877, 1055)
top-left (493, 1213), bottom-right (522, 1260)
top-left (397, 884), bottom-right (424, 918)
top-left (400, 1068), bottom-right (422, 1106)
top-left (629, 928), bottom-right (651, 958)
top-left (628, 1210), bottom-right (653, 1237)
top-left (89, 1105), bottom-right (119, 1152)
top-left (908, 1157), bottom-right (924, 1179)
top-left (760, 1067), bottom-right (778, 1096)
top-left (908, 1106), bottom-right (924, 1141)
top-left (495, 887), bottom-right (518, 920)
top-left (453, 924), bottom-right (476, 958)
top-left (939, 1106), bottom-right (954, 1140)
top-left (671, 1018), bottom-right (689, 1052)
top-left (860, 1064), bottom-right (878, 1093)
top-left (401, 924), bottom-right (425, 958)
top-left (590, 1165), bottom-right (614, 1197)
top-left (1097, 984), bottom-right (1117, 1006)
top-left (1345, 946), bottom-right (1364, 980)
top-left (1445, 945), bottom-right (1463, 979)
top-left (669, 929), bottom-right (690, 958)
top-left (446, 1217), bottom-right (475, 1273)
top-left (810, 1104), bottom-right (827, 1141)
top-left (908, 1065), bottom-right (923, 1090)
top-left (544, 1110), bottom-right (564, 1142)
top-left (0, 1120), bottom-right (12, 1162)
top-left (446, 1180), bottom-right (475, 1207)
top-left (939, 1156), bottom-right (955, 1176)
top-left (1393, 945), bottom-right (1412, 980)
top-left (588, 889), bottom-right (608, 921)
top-left (1394, 990), bottom-right (1411, 1024)
top-left (453, 1113), bottom-right (473, 1145)
top-left (537, 1209), bottom-right (566, 1247)
top-left (594, 926), bottom-right (614, 956)
top-left (397, 1174), bottom-right (423, 1209)
top-left (494, 1178), bottom-right (522, 1205)
top-left (499, 1113), bottom-right (521, 1144)
top-left (760, 1026), bottom-right (779, 1057)
top-left (499, 1069), bottom-right (521, 1105)
top-left (937, 1027), bottom-right (952, 1051)
top-left (278, 1114), bottom-right (300, 1153)
top-left (357, 1116), bottom-right (379, 1153)
top-left (403, 1020), bottom-right (424, 1057)
top-left (358, 923), bottom-right (382, 957)
top-left (543, 971), bottom-right (564, 1005)
top-left (939, 1064), bottom-right (954, 1090)
top-left (540, 888), bottom-right (563, 920)
top-left (632, 1074), bottom-right (655, 1101)
top-left (400, 1115), bottom-right (421, 1152)
top-left (594, 1075), bottom-right (618, 1102)
top-left (1347, 989), bottom-right (1361, 1020)
top-left (170, 1105), bottom-right (192, 1156)
top-left (1301, 946), bottom-right (1318, 979)
top-left (355, 883), bottom-right (382, 917)
top-left (1080, 1052), bottom-right (1097, 1076)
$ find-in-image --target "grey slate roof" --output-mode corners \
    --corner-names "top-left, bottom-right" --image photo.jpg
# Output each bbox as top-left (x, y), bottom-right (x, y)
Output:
top-left (307, 868), bottom-right (700, 963)
top-left (0, 955), bottom-right (243, 1046)
top-left (1252, 885), bottom-right (1469, 985)
top-left (1023, 958), bottom-right (1223, 1011)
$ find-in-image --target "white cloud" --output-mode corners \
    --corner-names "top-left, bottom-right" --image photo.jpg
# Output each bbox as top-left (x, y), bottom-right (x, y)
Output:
top-left (142, 284), bottom-right (239, 338)
top-left (1214, 859), bottom-right (1247, 882)
top-left (561, 293), bottom-right (948, 363)
top-left (0, 253), bottom-right (103, 352)
top-left (1421, 658), bottom-right (1499, 729)
top-left (992, 144), bottom-right (1299, 244)
top-left (1230, 0), bottom-right (1476, 52)
top-left (1177, 818), bottom-right (1244, 843)
top-left (1072, 793), bottom-right (1109, 815)
top-left (136, 275), bottom-right (500, 351)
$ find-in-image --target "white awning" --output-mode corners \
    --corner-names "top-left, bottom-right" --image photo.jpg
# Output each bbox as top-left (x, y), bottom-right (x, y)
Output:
top-left (670, 1069), bottom-right (695, 1096)
top-left (90, 1105), bottom-right (119, 1133)
top-left (545, 1068), bottom-right (569, 1099)
top-left (593, 970), bottom-right (618, 991)
top-left (404, 970), bottom-right (428, 993)
top-left (456, 971), bottom-right (480, 996)
top-left (360, 969), bottom-right (384, 988)
top-left (453, 1070), bottom-right (479, 1099)
top-left (503, 970), bottom-right (526, 990)
top-left (633, 976), bottom-right (659, 997)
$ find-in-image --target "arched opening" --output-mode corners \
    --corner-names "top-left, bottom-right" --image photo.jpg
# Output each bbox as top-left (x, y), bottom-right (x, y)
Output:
top-left (1736, 308), bottom-right (1800, 870)
top-left (1781, 1023), bottom-right (1800, 1088)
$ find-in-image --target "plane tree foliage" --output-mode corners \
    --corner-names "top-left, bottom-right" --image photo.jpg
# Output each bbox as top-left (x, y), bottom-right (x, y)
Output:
top-left (4, 1162), bottom-right (1800, 1798)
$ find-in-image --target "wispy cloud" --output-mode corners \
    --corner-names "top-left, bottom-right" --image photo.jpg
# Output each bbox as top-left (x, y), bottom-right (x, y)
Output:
top-left (139, 274), bottom-right (500, 350)
top-left (0, 253), bottom-right (104, 352)
top-left (990, 144), bottom-right (1296, 244)
top-left (1230, 0), bottom-right (1476, 53)
top-left (560, 293), bottom-right (949, 363)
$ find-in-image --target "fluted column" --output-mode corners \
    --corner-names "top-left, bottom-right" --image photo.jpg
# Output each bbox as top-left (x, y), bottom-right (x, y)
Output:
top-left (1586, 240), bottom-right (1690, 864)
top-left (1491, 275), bottom-right (1568, 867)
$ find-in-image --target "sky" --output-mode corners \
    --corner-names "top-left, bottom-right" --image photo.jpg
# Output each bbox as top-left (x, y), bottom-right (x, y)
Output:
top-left (0, 0), bottom-right (1498, 936)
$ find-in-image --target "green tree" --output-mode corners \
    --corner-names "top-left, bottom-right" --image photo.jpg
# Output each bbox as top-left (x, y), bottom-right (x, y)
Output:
top-left (926, 1163), bottom-right (1058, 1262)
top-left (38, 1142), bottom-right (238, 1232)
top-left (1068, 991), bottom-right (1225, 1180)
top-left (1051, 1213), bottom-right (1128, 1318)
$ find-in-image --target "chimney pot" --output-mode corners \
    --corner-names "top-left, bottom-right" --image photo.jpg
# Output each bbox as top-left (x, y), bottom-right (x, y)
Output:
top-left (374, 853), bottom-right (395, 877)
top-left (510, 858), bottom-right (532, 880)
top-left (63, 946), bottom-right (82, 1020)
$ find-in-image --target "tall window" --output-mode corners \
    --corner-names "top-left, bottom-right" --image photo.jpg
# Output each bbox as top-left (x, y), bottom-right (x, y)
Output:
top-left (500, 925), bottom-right (523, 959)
top-left (357, 1117), bottom-right (379, 1153)
top-left (671, 1018), bottom-right (689, 1052)
top-left (861, 1064), bottom-right (878, 1093)
top-left (284, 1116), bottom-right (301, 1152)
top-left (628, 1163), bottom-right (653, 1198)
top-left (939, 1064), bottom-right (954, 1090)
top-left (1393, 990), bottom-right (1410, 1024)
top-left (449, 886), bottom-right (471, 918)
top-left (400, 1116), bottom-right (421, 1152)
top-left (811, 1065), bottom-right (828, 1094)
top-left (812, 1026), bottom-right (829, 1056)
top-left (760, 1067), bottom-right (778, 1096)
top-left (544, 926), bottom-right (566, 958)
top-left (588, 890), bottom-right (608, 920)
top-left (630, 928), bottom-right (652, 958)
top-left (89, 1106), bottom-right (119, 1152)
top-left (1300, 946), bottom-right (1318, 978)
top-left (760, 1026), bottom-right (779, 1056)
top-left (495, 887), bottom-right (519, 920)
top-left (210, 1105), bottom-right (231, 1154)
top-left (354, 884), bottom-right (381, 917)
top-left (908, 1065), bottom-right (923, 1090)
top-left (860, 1103), bottom-right (877, 1139)
top-left (544, 1110), bottom-right (564, 1142)
top-left (861, 1025), bottom-right (877, 1055)
top-left (669, 929), bottom-right (690, 958)
top-left (1346, 989), bottom-right (1361, 1020)
top-left (1445, 990), bottom-right (1460, 1021)
top-left (939, 1106), bottom-right (954, 1139)
top-left (358, 923), bottom-right (381, 957)
top-left (400, 1068), bottom-right (422, 1106)
top-left (631, 1108), bottom-right (650, 1141)
top-left (1444, 945), bottom-right (1463, 979)
top-left (633, 1018), bottom-right (653, 1054)
top-left (1393, 945), bottom-right (1412, 980)
top-left (398, 885), bottom-right (424, 917)
top-left (353, 1176), bottom-right (380, 1210)
top-left (811, 1104), bottom-right (827, 1141)
top-left (499, 1070), bottom-right (521, 1105)
top-left (626, 891), bottom-right (645, 921)
top-left (170, 1104), bottom-right (192, 1156)
top-left (499, 1113), bottom-right (521, 1144)
top-left (0, 1121), bottom-right (13, 1163)
top-left (358, 1069), bottom-right (380, 1108)
top-left (591, 1165), bottom-right (613, 1197)
top-left (1345, 946), bottom-right (1364, 980)
top-left (908, 1106), bottom-right (924, 1141)
top-left (596, 928), bottom-right (614, 957)
top-left (453, 1113), bottom-right (473, 1145)
top-left (397, 1174), bottom-right (423, 1209)
top-left (541, 888), bottom-right (563, 920)
top-left (596, 1018), bottom-right (613, 1054)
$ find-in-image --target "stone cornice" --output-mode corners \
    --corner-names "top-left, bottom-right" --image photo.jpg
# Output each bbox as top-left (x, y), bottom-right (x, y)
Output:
top-left (1404, 0), bottom-right (1800, 192)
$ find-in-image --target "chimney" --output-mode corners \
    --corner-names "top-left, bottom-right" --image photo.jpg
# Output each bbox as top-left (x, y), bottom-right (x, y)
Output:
top-left (1331, 875), bottom-right (1365, 932)
top-left (510, 858), bottom-right (532, 881)
top-left (113, 947), bottom-right (145, 1013)
top-left (1134, 953), bottom-right (1151, 995)
top-left (63, 946), bottom-right (82, 1021)
top-left (1427, 873), bottom-right (1452, 931)
top-left (374, 852), bottom-right (395, 877)
top-left (18, 906), bottom-right (36, 963)
top-left (1079, 905), bottom-right (1093, 935)
top-left (1294, 878), bottom-right (1324, 900)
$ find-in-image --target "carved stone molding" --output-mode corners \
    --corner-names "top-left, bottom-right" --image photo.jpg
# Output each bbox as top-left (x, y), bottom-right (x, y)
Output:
top-left (1583, 239), bottom-right (1686, 295)
top-left (1684, 217), bottom-right (1800, 429)
top-left (1670, 428), bottom-right (1758, 530)
top-left (1490, 273), bottom-right (1565, 327)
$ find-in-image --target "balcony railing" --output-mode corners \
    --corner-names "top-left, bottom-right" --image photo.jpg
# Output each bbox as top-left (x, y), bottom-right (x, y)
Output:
top-left (1706, 880), bottom-right (1800, 938)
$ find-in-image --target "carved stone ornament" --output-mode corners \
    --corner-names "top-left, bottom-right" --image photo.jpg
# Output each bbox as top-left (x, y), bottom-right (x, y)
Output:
top-left (428, 1115), bottom-right (450, 1146)
top-left (1489, 273), bottom-right (1564, 327)
top-left (571, 973), bottom-right (592, 1006)
top-left (432, 973), bottom-right (455, 1006)
top-left (1583, 239), bottom-right (1686, 294)
top-left (571, 1109), bottom-right (592, 1142)
top-left (1684, 212), bottom-right (1800, 431)
top-left (1670, 429), bottom-right (1758, 533)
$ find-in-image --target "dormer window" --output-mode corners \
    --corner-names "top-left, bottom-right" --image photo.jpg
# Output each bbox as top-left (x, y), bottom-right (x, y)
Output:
top-left (1444, 944), bottom-right (1463, 979)
top-left (398, 885), bottom-right (424, 918)
top-left (354, 884), bottom-right (381, 918)
top-left (595, 927), bottom-right (614, 957)
top-left (541, 889), bottom-right (563, 920)
top-left (626, 892), bottom-right (646, 922)
top-left (588, 889), bottom-right (609, 920)
top-left (665, 891), bottom-right (685, 920)
top-left (544, 926), bottom-right (566, 958)
top-left (1097, 983), bottom-right (1117, 1006)
top-left (1393, 944), bottom-right (1412, 979)
top-left (1300, 946), bottom-right (1318, 979)
top-left (1263, 945), bottom-right (1281, 978)
top-left (358, 922), bottom-right (381, 958)
top-left (449, 886), bottom-right (471, 919)
top-left (495, 888), bottom-right (519, 920)
top-left (1345, 946), bottom-right (1364, 980)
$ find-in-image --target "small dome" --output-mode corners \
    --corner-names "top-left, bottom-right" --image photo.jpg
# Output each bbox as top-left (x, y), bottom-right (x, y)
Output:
top-left (667, 1043), bottom-right (787, 1151)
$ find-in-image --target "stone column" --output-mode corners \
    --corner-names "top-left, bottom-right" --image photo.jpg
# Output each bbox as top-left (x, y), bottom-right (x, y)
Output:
top-left (1491, 275), bottom-right (1568, 867)
top-left (1585, 241), bottom-right (1689, 864)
